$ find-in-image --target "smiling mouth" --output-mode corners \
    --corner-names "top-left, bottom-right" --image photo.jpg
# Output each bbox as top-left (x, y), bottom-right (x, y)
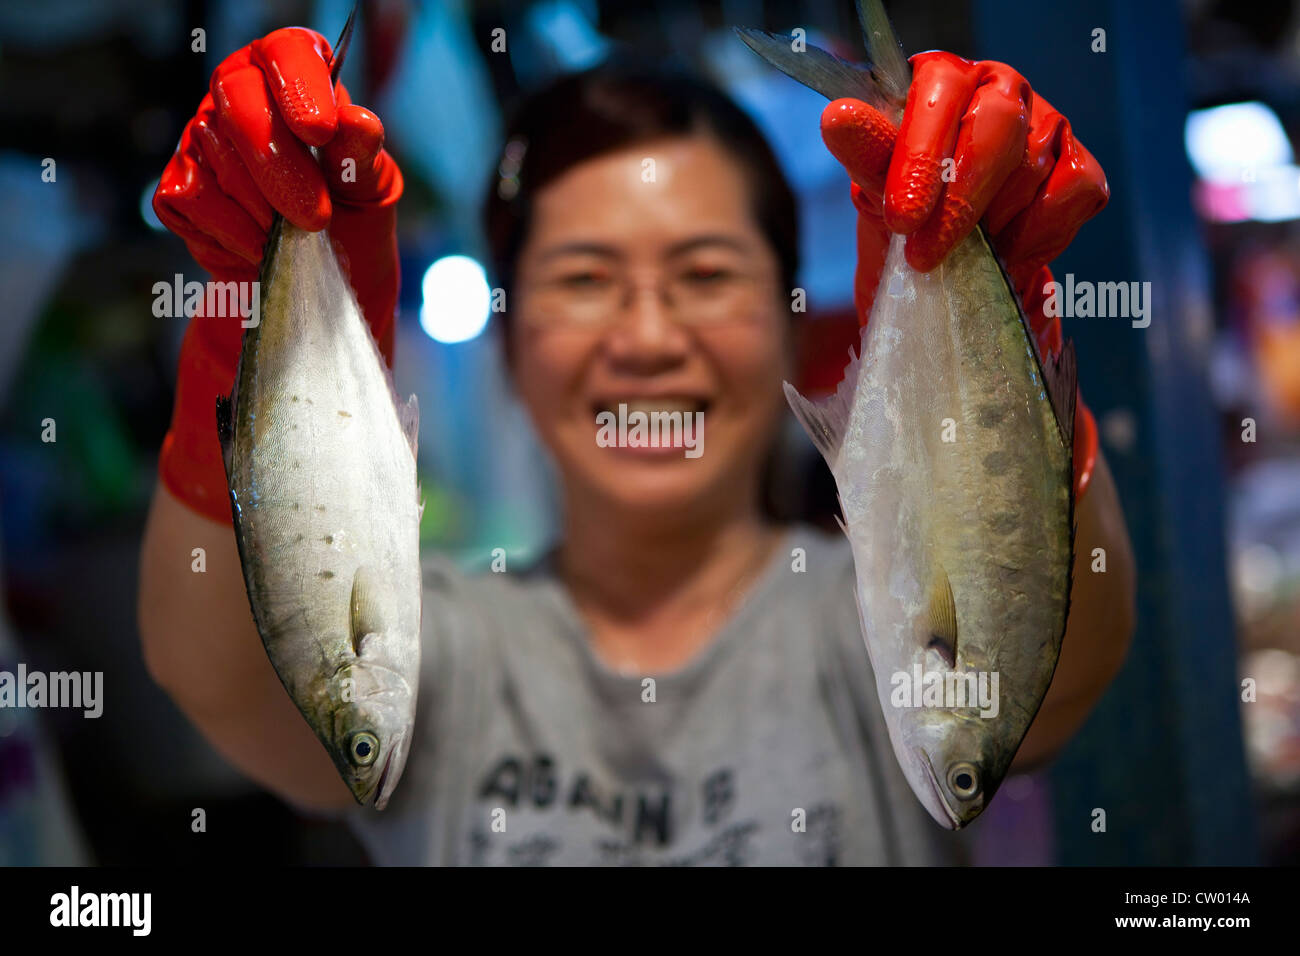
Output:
top-left (593, 397), bottom-right (710, 417)
top-left (590, 397), bottom-right (709, 456)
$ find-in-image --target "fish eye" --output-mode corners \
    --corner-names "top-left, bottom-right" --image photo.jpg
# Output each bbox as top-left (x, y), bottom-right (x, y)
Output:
top-left (946, 762), bottom-right (981, 800)
top-left (349, 731), bottom-right (380, 767)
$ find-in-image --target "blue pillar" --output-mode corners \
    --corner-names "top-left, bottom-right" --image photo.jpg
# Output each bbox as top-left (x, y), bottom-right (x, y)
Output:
top-left (969, 0), bottom-right (1257, 863)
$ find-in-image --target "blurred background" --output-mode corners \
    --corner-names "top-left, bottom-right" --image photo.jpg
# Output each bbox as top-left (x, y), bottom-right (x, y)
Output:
top-left (0, 0), bottom-right (1293, 865)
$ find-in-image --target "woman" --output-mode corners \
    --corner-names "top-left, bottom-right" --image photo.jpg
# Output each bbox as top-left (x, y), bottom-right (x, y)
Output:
top-left (140, 27), bottom-right (1135, 865)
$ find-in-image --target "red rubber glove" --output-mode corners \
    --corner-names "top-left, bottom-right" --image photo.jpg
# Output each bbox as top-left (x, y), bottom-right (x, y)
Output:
top-left (153, 27), bottom-right (403, 523)
top-left (821, 51), bottom-right (1105, 500)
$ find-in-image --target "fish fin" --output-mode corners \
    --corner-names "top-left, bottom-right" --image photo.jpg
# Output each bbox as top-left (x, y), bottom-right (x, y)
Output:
top-left (215, 394), bottom-right (234, 481)
top-left (782, 339), bottom-right (866, 468)
top-left (351, 307), bottom-right (421, 465)
top-left (855, 0), bottom-right (913, 102)
top-left (400, 393), bottom-right (419, 458)
top-left (734, 28), bottom-right (901, 115)
top-left (349, 565), bottom-right (387, 656)
top-left (1044, 338), bottom-right (1078, 451)
top-left (925, 563), bottom-right (958, 668)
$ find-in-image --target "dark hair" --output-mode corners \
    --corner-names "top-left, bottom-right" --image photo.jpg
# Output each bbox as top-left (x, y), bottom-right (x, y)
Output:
top-left (483, 61), bottom-right (800, 324)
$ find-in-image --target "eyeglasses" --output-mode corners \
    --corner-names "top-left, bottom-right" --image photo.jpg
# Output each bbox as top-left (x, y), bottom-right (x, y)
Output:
top-left (517, 264), bottom-right (779, 329)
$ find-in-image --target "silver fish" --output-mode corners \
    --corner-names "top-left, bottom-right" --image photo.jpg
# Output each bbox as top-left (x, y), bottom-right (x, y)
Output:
top-left (216, 6), bottom-right (422, 810)
top-left (739, 0), bottom-right (1076, 829)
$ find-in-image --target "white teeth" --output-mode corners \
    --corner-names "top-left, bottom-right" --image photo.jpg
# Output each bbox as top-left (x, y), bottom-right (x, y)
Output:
top-left (600, 399), bottom-right (703, 415)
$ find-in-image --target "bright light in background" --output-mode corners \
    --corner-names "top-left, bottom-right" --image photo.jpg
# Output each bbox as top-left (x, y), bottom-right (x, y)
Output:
top-left (140, 177), bottom-right (166, 231)
top-left (1195, 167), bottom-right (1300, 223)
top-left (1185, 102), bottom-right (1300, 223)
top-left (420, 255), bottom-right (491, 344)
top-left (1185, 101), bottom-right (1293, 179)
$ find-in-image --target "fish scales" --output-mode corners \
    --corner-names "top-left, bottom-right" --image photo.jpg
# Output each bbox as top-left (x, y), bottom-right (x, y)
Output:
top-left (222, 221), bottom-right (421, 811)
top-left (233, 222), bottom-right (420, 696)
top-left (823, 226), bottom-right (1072, 831)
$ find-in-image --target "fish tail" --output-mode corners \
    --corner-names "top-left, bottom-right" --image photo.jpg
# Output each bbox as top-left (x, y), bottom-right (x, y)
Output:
top-left (256, 5), bottom-right (358, 268)
top-left (329, 4), bottom-right (358, 86)
top-left (735, 0), bottom-right (910, 113)
top-left (855, 0), bottom-right (911, 103)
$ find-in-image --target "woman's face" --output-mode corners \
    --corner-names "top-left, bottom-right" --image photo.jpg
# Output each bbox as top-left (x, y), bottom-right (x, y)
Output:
top-left (510, 135), bottom-right (793, 519)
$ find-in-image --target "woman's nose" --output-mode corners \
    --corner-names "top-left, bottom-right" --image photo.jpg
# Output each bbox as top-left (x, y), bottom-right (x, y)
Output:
top-left (603, 281), bottom-right (691, 365)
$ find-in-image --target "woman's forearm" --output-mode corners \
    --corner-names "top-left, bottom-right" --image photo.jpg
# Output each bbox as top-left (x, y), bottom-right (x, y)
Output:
top-left (138, 482), bottom-right (353, 808)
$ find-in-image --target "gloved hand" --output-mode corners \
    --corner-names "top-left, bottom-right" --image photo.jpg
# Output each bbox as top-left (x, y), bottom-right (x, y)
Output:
top-left (821, 51), bottom-right (1105, 499)
top-left (153, 27), bottom-right (403, 523)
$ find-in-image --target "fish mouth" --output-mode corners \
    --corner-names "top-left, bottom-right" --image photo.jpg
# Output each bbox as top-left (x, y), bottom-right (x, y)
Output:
top-left (916, 749), bottom-right (962, 830)
top-left (370, 739), bottom-right (401, 810)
